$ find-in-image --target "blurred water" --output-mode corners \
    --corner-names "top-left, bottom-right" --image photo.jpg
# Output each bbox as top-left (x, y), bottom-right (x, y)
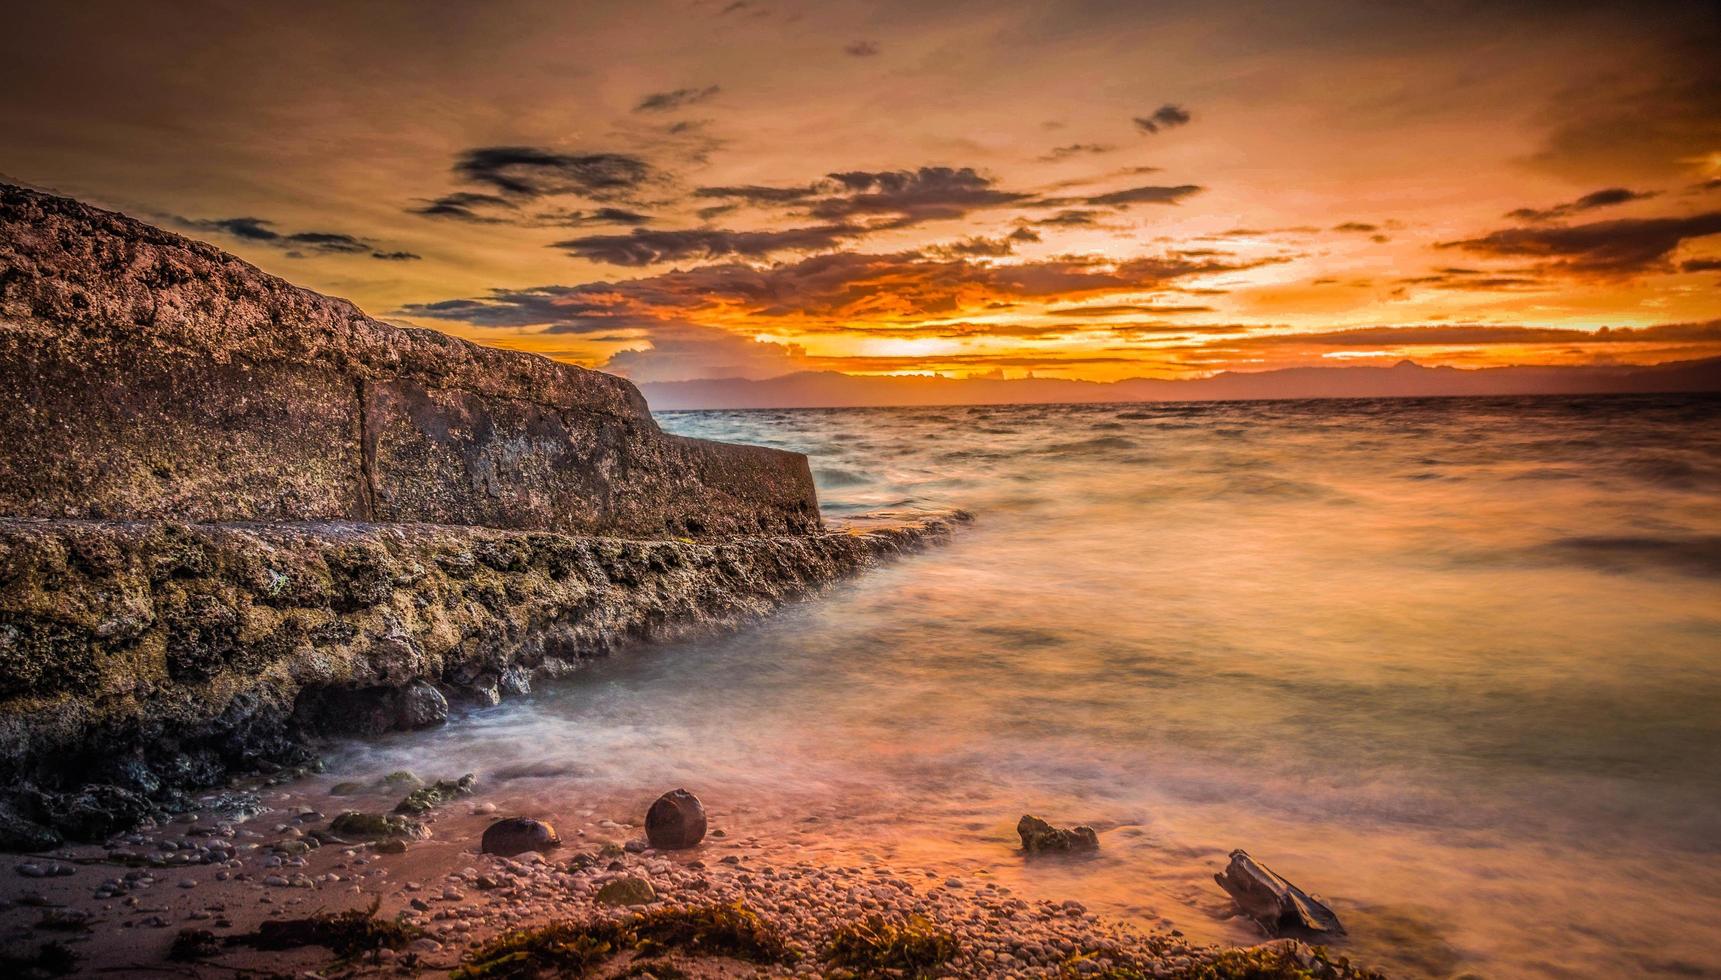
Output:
top-left (320, 395), bottom-right (1721, 978)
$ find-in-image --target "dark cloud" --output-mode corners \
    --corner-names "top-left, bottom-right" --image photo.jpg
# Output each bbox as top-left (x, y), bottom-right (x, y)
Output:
top-left (399, 248), bottom-right (1275, 331)
top-left (1683, 258), bottom-right (1721, 272)
top-left (1079, 183), bottom-right (1203, 208)
top-left (189, 216), bottom-right (278, 241)
top-left (410, 192), bottom-right (520, 222)
top-left (924, 227), bottom-right (1041, 258)
top-left (1213, 226), bottom-right (1322, 238)
top-left (693, 183), bottom-right (823, 205)
top-left (1505, 187), bottom-right (1659, 222)
top-left (1438, 212), bottom-right (1721, 276)
top-left (600, 169), bottom-right (1034, 265)
top-left (692, 167), bottom-right (1033, 232)
top-left (1133, 104), bottom-right (1192, 135)
top-left (179, 216), bottom-right (418, 260)
top-left (1235, 321), bottom-right (1721, 348)
top-left (1046, 303), bottom-right (1215, 317)
top-left (1030, 209), bottom-right (1105, 227)
top-left (1333, 222), bottom-right (1379, 233)
top-left (1396, 269), bottom-right (1548, 291)
top-left (552, 224), bottom-right (860, 265)
top-left (810, 167), bottom-right (1032, 223)
top-left (634, 85), bottom-right (721, 113)
top-left (281, 231), bottom-right (373, 254)
top-left (540, 207), bottom-right (654, 227)
top-left (844, 40), bottom-right (879, 57)
top-left (1040, 143), bottom-right (1114, 162)
top-left (452, 146), bottom-right (655, 201)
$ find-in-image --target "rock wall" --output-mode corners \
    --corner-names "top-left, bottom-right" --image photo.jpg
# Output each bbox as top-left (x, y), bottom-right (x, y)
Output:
top-left (0, 184), bottom-right (970, 849)
top-left (0, 184), bottom-right (817, 538)
top-left (0, 514), bottom-right (966, 847)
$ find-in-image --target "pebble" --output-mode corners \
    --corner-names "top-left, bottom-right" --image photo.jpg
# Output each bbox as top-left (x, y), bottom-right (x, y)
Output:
top-left (16, 862), bottom-right (76, 878)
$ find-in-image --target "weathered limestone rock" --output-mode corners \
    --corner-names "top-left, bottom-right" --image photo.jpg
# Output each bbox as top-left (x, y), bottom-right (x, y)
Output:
top-left (0, 183), bottom-right (816, 539)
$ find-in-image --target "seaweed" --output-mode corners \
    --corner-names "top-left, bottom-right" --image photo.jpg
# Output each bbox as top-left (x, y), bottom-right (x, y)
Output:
top-left (1059, 942), bottom-right (1387, 980)
top-left (453, 920), bottom-right (628, 979)
top-left (233, 898), bottom-right (421, 959)
top-left (453, 902), bottom-right (794, 979)
top-left (0, 942), bottom-right (77, 978)
top-left (168, 927), bottom-right (220, 961)
top-left (629, 902), bottom-right (794, 962)
top-left (823, 914), bottom-right (960, 978)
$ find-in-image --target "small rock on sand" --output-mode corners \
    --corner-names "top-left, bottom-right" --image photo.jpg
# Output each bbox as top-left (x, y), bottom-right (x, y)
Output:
top-left (1017, 814), bottom-right (1100, 854)
top-left (481, 817), bottom-right (561, 857)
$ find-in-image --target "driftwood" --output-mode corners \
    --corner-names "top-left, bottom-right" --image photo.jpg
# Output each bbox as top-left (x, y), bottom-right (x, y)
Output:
top-left (1213, 849), bottom-right (1343, 936)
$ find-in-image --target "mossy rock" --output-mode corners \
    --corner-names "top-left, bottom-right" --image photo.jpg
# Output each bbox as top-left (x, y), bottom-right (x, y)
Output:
top-left (328, 811), bottom-right (426, 840)
top-left (392, 774), bottom-right (476, 816)
top-left (382, 770), bottom-right (422, 788)
top-left (596, 876), bottom-right (657, 906)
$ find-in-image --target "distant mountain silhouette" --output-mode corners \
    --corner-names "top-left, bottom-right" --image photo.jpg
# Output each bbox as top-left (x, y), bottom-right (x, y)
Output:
top-left (640, 357), bottom-right (1721, 410)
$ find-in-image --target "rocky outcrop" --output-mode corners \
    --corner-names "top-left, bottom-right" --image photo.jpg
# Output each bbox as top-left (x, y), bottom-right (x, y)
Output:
top-left (0, 509), bottom-right (964, 847)
top-left (0, 184), bottom-right (816, 538)
top-left (0, 184), bottom-right (967, 847)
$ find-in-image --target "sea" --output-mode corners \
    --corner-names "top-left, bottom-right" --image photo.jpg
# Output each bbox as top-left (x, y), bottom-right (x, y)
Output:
top-left (318, 394), bottom-right (1721, 978)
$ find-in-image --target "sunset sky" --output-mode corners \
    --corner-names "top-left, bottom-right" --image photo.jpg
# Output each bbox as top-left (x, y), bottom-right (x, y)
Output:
top-left (4, 0), bottom-right (1719, 389)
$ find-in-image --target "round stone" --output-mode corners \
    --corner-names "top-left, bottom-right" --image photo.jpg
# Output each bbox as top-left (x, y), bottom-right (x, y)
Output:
top-left (644, 789), bottom-right (707, 850)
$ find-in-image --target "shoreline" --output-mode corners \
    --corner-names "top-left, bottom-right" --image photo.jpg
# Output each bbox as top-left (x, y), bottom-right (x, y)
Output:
top-left (0, 773), bottom-right (1381, 979)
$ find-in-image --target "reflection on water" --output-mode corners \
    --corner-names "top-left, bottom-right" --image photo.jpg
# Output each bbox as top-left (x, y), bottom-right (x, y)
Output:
top-left (321, 395), bottom-right (1721, 979)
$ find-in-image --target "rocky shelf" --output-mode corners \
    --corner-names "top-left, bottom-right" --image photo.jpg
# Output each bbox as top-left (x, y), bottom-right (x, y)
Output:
top-left (0, 184), bottom-right (966, 848)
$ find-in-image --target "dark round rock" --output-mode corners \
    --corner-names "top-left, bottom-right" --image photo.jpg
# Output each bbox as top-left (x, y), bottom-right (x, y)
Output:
top-left (644, 789), bottom-right (707, 850)
top-left (480, 817), bottom-right (560, 856)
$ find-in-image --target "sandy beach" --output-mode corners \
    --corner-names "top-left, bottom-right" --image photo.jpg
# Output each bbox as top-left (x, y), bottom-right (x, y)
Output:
top-left (0, 772), bottom-right (1378, 978)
